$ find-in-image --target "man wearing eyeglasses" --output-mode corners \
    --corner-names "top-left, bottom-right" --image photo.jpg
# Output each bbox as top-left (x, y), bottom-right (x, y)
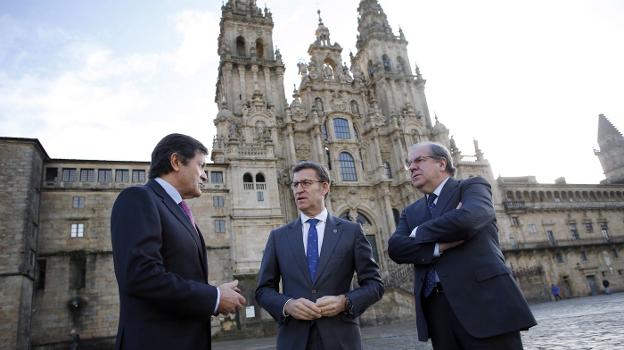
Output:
top-left (256, 161), bottom-right (384, 350)
top-left (388, 142), bottom-right (536, 350)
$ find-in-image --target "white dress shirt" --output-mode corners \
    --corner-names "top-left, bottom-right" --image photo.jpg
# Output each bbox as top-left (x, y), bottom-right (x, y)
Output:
top-left (300, 208), bottom-right (328, 254)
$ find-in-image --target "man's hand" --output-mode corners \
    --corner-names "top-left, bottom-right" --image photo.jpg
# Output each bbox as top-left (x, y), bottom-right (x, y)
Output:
top-left (217, 280), bottom-right (246, 314)
top-left (284, 298), bottom-right (322, 320)
top-left (439, 240), bottom-right (464, 253)
top-left (315, 295), bottom-right (346, 317)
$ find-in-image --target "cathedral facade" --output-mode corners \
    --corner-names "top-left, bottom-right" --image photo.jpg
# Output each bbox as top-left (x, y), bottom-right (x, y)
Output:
top-left (1, 1), bottom-right (623, 348)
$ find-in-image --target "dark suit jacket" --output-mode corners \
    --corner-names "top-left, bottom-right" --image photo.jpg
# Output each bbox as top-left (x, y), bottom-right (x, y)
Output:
top-left (111, 179), bottom-right (218, 350)
top-left (255, 214), bottom-right (384, 350)
top-left (388, 176), bottom-right (536, 341)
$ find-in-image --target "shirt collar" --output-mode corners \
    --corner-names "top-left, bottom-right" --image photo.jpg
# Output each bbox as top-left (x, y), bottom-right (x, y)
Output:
top-left (431, 176), bottom-right (451, 198)
top-left (300, 207), bottom-right (328, 224)
top-left (155, 177), bottom-right (183, 204)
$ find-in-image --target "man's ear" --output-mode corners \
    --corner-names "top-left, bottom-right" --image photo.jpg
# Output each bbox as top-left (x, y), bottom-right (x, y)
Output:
top-left (321, 181), bottom-right (330, 196)
top-left (169, 153), bottom-right (182, 172)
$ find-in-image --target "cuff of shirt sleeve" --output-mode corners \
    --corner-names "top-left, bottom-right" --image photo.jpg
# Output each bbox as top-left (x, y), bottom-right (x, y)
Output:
top-left (282, 298), bottom-right (293, 317)
top-left (409, 226), bottom-right (418, 238)
top-left (434, 243), bottom-right (441, 257)
top-left (213, 287), bottom-right (221, 315)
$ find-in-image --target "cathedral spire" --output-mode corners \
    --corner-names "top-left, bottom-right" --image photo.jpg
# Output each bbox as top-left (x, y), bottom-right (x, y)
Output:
top-left (315, 10), bottom-right (332, 46)
top-left (356, 0), bottom-right (397, 49)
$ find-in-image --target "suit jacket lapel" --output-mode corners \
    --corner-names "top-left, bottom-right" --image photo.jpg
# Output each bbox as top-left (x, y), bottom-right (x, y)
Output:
top-left (314, 215), bottom-right (341, 285)
top-left (286, 219), bottom-right (313, 286)
top-left (147, 180), bottom-right (204, 258)
top-left (430, 177), bottom-right (458, 218)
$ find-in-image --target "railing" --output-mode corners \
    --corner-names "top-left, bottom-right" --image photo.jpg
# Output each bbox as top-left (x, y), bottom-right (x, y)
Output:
top-left (501, 235), bottom-right (624, 251)
top-left (256, 183), bottom-right (266, 190)
top-left (503, 201), bottom-right (527, 210)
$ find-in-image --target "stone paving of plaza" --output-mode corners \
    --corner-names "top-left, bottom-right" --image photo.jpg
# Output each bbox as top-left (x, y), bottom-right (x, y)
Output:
top-left (214, 292), bottom-right (624, 350)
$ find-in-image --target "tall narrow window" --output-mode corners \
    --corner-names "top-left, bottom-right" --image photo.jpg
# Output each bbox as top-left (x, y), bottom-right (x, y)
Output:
top-left (382, 54), bottom-right (392, 72)
top-left (36, 259), bottom-right (47, 290)
top-left (255, 38), bottom-right (264, 59)
top-left (69, 254), bottom-right (86, 290)
top-left (256, 173), bottom-right (266, 190)
top-left (236, 36), bottom-right (245, 56)
top-left (333, 118), bottom-right (351, 139)
top-left (243, 173), bottom-right (254, 190)
top-left (339, 152), bottom-right (357, 181)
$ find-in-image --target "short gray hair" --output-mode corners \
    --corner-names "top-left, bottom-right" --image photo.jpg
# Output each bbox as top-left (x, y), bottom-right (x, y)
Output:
top-left (411, 142), bottom-right (456, 176)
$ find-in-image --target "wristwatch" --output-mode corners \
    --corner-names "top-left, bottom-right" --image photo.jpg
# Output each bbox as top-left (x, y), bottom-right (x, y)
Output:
top-left (344, 295), bottom-right (355, 316)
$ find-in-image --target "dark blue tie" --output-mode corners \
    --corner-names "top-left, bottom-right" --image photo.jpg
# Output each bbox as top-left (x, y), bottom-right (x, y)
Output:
top-left (306, 219), bottom-right (320, 282)
top-left (423, 194), bottom-right (438, 297)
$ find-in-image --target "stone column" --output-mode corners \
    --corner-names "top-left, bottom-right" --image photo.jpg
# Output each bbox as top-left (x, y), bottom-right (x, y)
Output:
top-left (264, 66), bottom-right (272, 105)
top-left (238, 65), bottom-right (246, 105)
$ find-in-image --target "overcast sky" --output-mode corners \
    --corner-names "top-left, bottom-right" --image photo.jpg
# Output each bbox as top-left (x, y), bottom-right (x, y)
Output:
top-left (1, 0), bottom-right (623, 184)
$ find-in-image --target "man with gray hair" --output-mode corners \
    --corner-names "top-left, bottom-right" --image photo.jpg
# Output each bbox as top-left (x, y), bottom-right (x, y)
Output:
top-left (388, 142), bottom-right (536, 350)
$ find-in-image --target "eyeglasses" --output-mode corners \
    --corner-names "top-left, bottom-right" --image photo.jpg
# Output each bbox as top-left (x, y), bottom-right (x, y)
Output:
top-left (406, 155), bottom-right (440, 167)
top-left (291, 179), bottom-right (323, 190)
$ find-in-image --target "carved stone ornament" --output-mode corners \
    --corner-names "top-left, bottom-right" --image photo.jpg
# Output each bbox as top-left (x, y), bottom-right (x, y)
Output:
top-left (330, 91), bottom-right (347, 112)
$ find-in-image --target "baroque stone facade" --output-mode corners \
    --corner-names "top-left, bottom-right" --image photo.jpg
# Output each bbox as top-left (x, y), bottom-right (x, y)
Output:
top-left (1, 0), bottom-right (623, 348)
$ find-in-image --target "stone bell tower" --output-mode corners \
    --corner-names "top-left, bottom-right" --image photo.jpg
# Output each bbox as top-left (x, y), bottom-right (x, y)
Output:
top-left (210, 1), bottom-right (288, 328)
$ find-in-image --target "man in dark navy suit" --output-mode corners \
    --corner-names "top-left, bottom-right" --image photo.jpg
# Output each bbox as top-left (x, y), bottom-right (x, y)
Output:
top-left (111, 133), bottom-right (246, 350)
top-left (388, 142), bottom-right (536, 350)
top-left (256, 161), bottom-right (384, 350)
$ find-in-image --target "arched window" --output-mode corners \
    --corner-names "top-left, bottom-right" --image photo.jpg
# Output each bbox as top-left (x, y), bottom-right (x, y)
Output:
top-left (255, 173), bottom-right (266, 190)
top-left (339, 152), bottom-right (357, 181)
top-left (383, 161), bottom-right (393, 179)
top-left (255, 38), bottom-right (264, 59)
top-left (350, 100), bottom-right (359, 115)
top-left (382, 54), bottom-right (392, 72)
top-left (333, 118), bottom-right (351, 139)
top-left (315, 97), bottom-right (324, 112)
top-left (339, 211), bottom-right (378, 261)
top-left (396, 56), bottom-right (406, 74)
top-left (243, 172), bottom-right (253, 190)
top-left (236, 36), bottom-right (246, 57)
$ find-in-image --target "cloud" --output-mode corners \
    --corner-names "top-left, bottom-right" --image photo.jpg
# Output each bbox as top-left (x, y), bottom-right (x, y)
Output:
top-left (0, 10), bottom-right (220, 160)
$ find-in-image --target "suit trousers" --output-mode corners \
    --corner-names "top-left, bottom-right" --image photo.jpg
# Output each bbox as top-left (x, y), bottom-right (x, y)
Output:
top-left (306, 323), bottom-right (325, 350)
top-left (422, 287), bottom-right (524, 350)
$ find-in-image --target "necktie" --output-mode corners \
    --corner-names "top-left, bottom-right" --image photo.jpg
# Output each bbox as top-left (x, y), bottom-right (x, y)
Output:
top-left (423, 193), bottom-right (438, 297)
top-left (306, 218), bottom-right (320, 282)
top-left (178, 200), bottom-right (196, 228)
